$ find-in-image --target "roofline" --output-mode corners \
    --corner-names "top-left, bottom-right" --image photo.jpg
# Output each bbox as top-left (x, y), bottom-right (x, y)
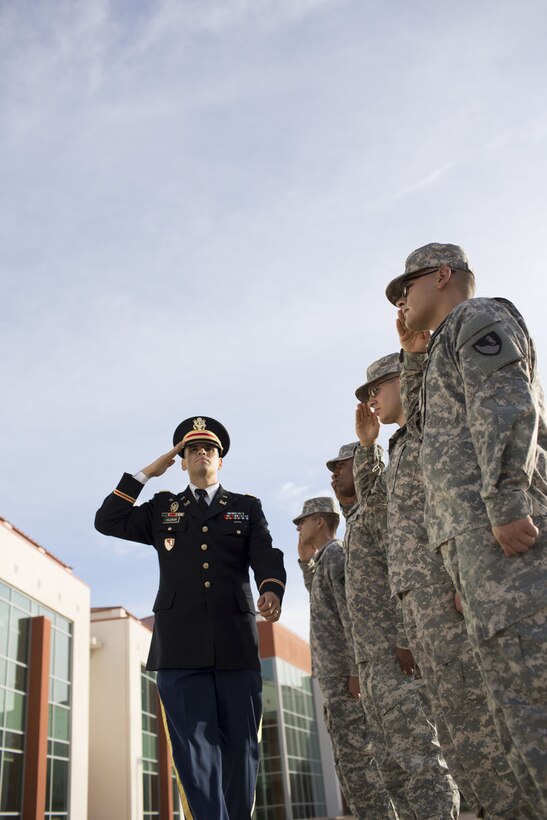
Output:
top-left (0, 516), bottom-right (89, 588)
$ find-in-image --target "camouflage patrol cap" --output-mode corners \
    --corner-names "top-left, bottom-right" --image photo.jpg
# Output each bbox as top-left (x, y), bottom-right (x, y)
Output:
top-left (355, 352), bottom-right (402, 402)
top-left (326, 442), bottom-right (358, 472)
top-left (293, 496), bottom-right (341, 525)
top-left (385, 243), bottom-right (474, 306)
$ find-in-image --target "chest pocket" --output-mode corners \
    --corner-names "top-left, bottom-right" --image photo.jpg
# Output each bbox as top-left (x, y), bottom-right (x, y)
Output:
top-left (156, 516), bottom-right (189, 555)
top-left (221, 522), bottom-right (249, 544)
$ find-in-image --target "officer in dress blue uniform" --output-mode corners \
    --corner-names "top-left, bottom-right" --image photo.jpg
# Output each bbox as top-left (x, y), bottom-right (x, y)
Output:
top-left (95, 416), bottom-right (286, 819)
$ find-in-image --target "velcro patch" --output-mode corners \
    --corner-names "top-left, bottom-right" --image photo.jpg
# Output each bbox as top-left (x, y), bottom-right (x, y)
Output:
top-left (461, 323), bottom-right (523, 375)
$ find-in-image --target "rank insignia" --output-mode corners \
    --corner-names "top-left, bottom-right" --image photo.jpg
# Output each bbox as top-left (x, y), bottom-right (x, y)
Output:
top-left (170, 501), bottom-right (179, 512)
top-left (193, 417), bottom-right (207, 430)
top-left (219, 499), bottom-right (227, 505)
top-left (164, 538), bottom-right (175, 551)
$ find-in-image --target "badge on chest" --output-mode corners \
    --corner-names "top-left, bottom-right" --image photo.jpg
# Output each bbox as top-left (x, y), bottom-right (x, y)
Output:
top-left (164, 537), bottom-right (175, 551)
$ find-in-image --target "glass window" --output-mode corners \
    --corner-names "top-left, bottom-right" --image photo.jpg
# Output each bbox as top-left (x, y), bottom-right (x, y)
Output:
top-left (8, 611), bottom-right (30, 664)
top-left (0, 749), bottom-right (24, 812)
top-left (52, 630), bottom-right (71, 682)
top-left (4, 691), bottom-right (26, 732)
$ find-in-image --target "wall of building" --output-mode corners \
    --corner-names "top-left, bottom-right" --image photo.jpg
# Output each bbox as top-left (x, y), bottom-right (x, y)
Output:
top-left (89, 609), bottom-right (153, 820)
top-left (0, 518), bottom-right (90, 820)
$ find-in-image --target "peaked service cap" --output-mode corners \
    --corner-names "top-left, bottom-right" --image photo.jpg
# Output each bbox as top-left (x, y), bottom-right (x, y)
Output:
top-left (385, 242), bottom-right (474, 306)
top-left (173, 416), bottom-right (230, 457)
top-left (293, 496), bottom-right (341, 525)
top-left (326, 442), bottom-right (359, 472)
top-left (355, 352), bottom-right (402, 402)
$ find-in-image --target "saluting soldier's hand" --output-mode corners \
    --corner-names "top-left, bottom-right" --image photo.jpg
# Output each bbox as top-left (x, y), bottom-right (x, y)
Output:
top-left (492, 517), bottom-right (539, 557)
top-left (257, 591), bottom-right (281, 622)
top-left (397, 310), bottom-right (430, 353)
top-left (142, 442), bottom-right (185, 478)
top-left (297, 532), bottom-right (316, 563)
top-left (356, 402), bottom-right (380, 447)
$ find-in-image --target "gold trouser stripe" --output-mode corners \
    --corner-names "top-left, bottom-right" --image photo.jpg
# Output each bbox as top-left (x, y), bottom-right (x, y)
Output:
top-left (251, 712), bottom-right (263, 815)
top-left (113, 489), bottom-right (136, 503)
top-left (158, 695), bottom-right (193, 820)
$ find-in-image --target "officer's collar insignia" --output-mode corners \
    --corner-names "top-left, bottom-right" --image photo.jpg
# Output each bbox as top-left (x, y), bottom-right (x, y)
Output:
top-left (164, 537), bottom-right (175, 551)
top-left (193, 417), bottom-right (207, 430)
top-left (170, 501), bottom-right (179, 512)
top-left (183, 498), bottom-right (191, 507)
top-left (219, 499), bottom-right (228, 505)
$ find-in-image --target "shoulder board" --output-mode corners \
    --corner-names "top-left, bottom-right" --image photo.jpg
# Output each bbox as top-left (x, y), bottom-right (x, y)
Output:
top-left (155, 490), bottom-right (173, 495)
top-left (245, 493), bottom-right (257, 498)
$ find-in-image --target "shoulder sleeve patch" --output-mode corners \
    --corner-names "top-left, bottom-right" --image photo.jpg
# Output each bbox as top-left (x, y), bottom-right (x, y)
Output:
top-left (459, 322), bottom-right (524, 376)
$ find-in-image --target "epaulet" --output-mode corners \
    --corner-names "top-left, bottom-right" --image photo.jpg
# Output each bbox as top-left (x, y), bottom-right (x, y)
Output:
top-left (245, 493), bottom-right (257, 498)
top-left (155, 490), bottom-right (172, 495)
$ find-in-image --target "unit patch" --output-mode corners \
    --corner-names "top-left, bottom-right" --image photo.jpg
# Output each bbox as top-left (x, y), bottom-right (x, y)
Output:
top-left (472, 332), bottom-right (502, 356)
top-left (164, 538), bottom-right (175, 551)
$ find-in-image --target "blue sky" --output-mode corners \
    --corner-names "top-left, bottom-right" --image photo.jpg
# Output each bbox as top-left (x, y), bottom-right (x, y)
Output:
top-left (2, 0), bottom-right (547, 639)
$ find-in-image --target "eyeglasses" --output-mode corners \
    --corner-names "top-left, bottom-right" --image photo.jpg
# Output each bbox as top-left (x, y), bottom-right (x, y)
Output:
top-left (400, 268), bottom-right (438, 299)
top-left (368, 375), bottom-right (399, 398)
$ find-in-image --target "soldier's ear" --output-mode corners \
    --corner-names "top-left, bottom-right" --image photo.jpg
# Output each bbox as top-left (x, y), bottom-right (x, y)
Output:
top-left (181, 457), bottom-right (188, 473)
top-left (437, 265), bottom-right (452, 291)
top-left (218, 456), bottom-right (223, 471)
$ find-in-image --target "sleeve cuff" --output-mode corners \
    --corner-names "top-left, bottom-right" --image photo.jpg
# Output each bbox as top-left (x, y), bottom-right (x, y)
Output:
top-left (485, 491), bottom-right (533, 527)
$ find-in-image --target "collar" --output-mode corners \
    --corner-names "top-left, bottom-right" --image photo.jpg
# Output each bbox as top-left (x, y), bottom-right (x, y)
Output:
top-left (388, 424), bottom-right (407, 454)
top-left (189, 482), bottom-right (220, 504)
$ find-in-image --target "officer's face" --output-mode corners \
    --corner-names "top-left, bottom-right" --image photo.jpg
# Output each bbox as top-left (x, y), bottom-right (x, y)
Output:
top-left (368, 376), bottom-right (402, 425)
top-left (182, 443), bottom-right (222, 483)
top-left (330, 458), bottom-right (355, 501)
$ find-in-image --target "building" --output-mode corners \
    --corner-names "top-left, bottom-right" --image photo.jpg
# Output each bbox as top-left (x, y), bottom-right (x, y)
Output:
top-left (255, 620), bottom-right (343, 820)
top-left (89, 606), bottom-right (183, 820)
top-left (0, 517), bottom-right (90, 820)
top-left (0, 516), bottom-right (342, 819)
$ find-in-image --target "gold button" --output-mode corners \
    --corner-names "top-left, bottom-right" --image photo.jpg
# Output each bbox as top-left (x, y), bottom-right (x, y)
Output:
top-left (236, 530), bottom-right (241, 535)
top-left (204, 581), bottom-right (211, 589)
top-left (203, 562), bottom-right (209, 569)
top-left (168, 527), bottom-right (172, 531)
top-left (201, 544), bottom-right (208, 551)
top-left (202, 525), bottom-right (208, 533)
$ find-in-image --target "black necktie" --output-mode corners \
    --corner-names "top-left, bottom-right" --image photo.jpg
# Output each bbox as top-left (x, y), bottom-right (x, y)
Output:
top-left (195, 488), bottom-right (209, 512)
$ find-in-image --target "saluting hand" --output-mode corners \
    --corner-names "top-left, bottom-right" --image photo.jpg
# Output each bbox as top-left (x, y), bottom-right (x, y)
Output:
top-left (492, 517), bottom-right (539, 557)
top-left (356, 402), bottom-right (380, 447)
top-left (397, 309), bottom-right (430, 353)
top-left (142, 442), bottom-right (185, 478)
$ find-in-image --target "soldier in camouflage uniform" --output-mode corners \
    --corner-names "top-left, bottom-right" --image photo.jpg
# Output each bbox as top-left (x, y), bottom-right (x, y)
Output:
top-left (387, 242), bottom-right (547, 814)
top-left (328, 444), bottom-right (459, 819)
top-left (354, 352), bottom-right (533, 819)
top-left (294, 496), bottom-right (391, 819)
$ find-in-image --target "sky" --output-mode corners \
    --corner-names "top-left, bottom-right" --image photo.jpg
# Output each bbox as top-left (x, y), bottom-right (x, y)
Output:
top-left (2, 0), bottom-right (547, 641)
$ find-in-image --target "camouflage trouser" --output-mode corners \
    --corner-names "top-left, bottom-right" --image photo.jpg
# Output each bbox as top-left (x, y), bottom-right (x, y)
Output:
top-left (402, 582), bottom-right (534, 819)
top-left (442, 533), bottom-right (547, 818)
top-left (319, 676), bottom-right (393, 819)
top-left (358, 654), bottom-right (459, 819)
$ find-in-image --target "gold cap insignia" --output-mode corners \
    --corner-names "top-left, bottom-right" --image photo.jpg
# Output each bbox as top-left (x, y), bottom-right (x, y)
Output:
top-left (193, 417), bottom-right (207, 431)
